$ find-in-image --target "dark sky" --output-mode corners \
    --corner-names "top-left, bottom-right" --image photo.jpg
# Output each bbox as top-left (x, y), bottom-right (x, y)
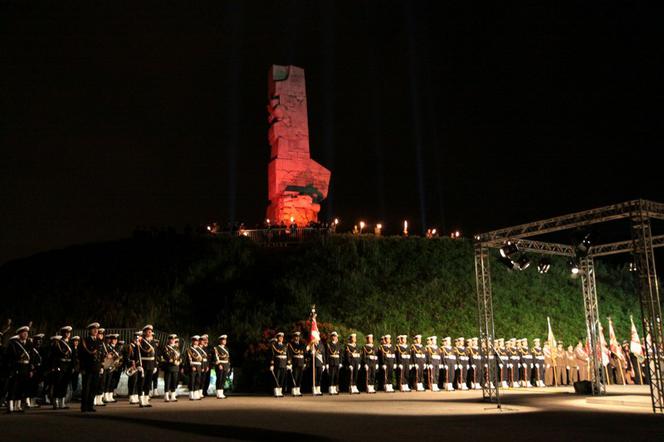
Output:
top-left (1, 1), bottom-right (662, 264)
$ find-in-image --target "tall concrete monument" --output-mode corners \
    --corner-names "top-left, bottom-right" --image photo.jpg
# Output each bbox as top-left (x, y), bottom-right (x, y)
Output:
top-left (266, 65), bottom-right (331, 226)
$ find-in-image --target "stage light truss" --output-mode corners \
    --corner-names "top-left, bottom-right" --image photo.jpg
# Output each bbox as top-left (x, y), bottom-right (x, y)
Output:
top-left (474, 199), bottom-right (664, 414)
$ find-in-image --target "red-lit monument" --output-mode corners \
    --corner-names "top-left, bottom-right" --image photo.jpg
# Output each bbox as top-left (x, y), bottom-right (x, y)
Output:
top-left (266, 65), bottom-right (331, 226)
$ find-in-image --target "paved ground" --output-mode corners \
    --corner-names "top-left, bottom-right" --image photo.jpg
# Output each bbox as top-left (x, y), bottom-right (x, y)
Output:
top-left (3, 385), bottom-right (663, 441)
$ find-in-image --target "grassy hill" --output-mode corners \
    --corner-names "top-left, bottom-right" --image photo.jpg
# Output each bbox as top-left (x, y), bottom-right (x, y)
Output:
top-left (0, 232), bottom-right (641, 345)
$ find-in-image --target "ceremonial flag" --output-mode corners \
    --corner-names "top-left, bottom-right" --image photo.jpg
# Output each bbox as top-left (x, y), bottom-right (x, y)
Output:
top-left (608, 317), bottom-right (626, 362)
top-left (547, 317), bottom-right (557, 349)
top-left (598, 321), bottom-right (611, 366)
top-left (630, 315), bottom-right (644, 357)
top-left (308, 308), bottom-right (320, 343)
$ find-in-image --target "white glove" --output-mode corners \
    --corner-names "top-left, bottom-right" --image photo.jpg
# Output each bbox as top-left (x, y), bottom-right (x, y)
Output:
top-left (398, 364), bottom-right (403, 370)
top-left (325, 364), bottom-right (329, 371)
top-left (375, 365), bottom-right (378, 371)
top-left (269, 365), bottom-right (274, 372)
top-left (287, 365), bottom-right (292, 371)
top-left (339, 364), bottom-right (343, 369)
top-left (100, 368), bottom-right (104, 375)
top-left (364, 364), bottom-right (369, 370)
top-left (382, 364), bottom-right (387, 370)
top-left (530, 364), bottom-right (534, 368)
top-left (153, 367), bottom-right (158, 374)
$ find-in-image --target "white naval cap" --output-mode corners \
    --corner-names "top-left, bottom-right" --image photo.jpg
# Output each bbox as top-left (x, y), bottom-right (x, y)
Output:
top-left (86, 322), bottom-right (100, 329)
top-left (330, 331), bottom-right (338, 337)
top-left (218, 334), bottom-right (228, 340)
top-left (16, 326), bottom-right (30, 334)
top-left (50, 335), bottom-right (62, 341)
top-left (33, 333), bottom-right (45, 339)
top-left (384, 334), bottom-right (391, 339)
top-left (143, 324), bottom-right (154, 331)
top-left (60, 326), bottom-right (73, 332)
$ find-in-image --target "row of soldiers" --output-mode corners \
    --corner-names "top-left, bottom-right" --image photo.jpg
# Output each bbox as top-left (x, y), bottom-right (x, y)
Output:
top-left (1, 323), bottom-right (232, 413)
top-left (268, 332), bottom-right (648, 396)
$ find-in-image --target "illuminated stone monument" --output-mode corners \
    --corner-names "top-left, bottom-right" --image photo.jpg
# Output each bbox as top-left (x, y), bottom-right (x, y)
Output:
top-left (266, 65), bottom-right (331, 226)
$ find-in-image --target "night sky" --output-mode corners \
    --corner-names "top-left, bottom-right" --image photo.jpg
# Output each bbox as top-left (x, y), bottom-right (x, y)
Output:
top-left (1, 1), bottom-right (662, 264)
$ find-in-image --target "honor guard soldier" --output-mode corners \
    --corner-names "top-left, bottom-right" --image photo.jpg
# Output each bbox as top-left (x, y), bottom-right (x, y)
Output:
top-left (70, 335), bottom-right (81, 400)
top-left (270, 332), bottom-right (287, 397)
top-left (199, 335), bottom-right (211, 397)
top-left (506, 338), bottom-right (519, 388)
top-left (481, 338), bottom-right (495, 388)
top-left (496, 338), bottom-right (509, 388)
top-left (162, 334), bottom-right (181, 402)
top-left (287, 332), bottom-right (305, 396)
top-left (186, 335), bottom-right (203, 400)
top-left (79, 323), bottom-right (102, 413)
top-left (138, 325), bottom-right (157, 407)
top-left (377, 335), bottom-right (395, 392)
top-left (531, 338), bottom-right (546, 387)
top-left (361, 334), bottom-right (378, 393)
top-left (325, 331), bottom-right (341, 395)
top-left (5, 326), bottom-right (32, 413)
top-left (468, 337), bottom-right (482, 390)
top-left (519, 338), bottom-right (534, 387)
top-left (213, 335), bottom-right (231, 399)
top-left (410, 335), bottom-right (426, 391)
top-left (48, 331), bottom-right (72, 409)
top-left (454, 338), bottom-right (469, 390)
top-left (441, 337), bottom-right (455, 391)
top-left (103, 334), bottom-right (120, 403)
top-left (425, 336), bottom-right (441, 391)
top-left (110, 336), bottom-right (124, 399)
top-left (307, 333), bottom-right (325, 396)
top-left (93, 328), bottom-right (107, 407)
top-left (344, 333), bottom-right (361, 394)
top-left (395, 335), bottom-right (411, 392)
top-left (126, 331), bottom-right (143, 404)
top-left (26, 333), bottom-right (44, 408)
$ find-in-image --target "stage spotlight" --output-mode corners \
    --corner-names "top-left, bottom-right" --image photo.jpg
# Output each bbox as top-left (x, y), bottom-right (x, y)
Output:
top-left (500, 256), bottom-right (517, 270)
top-left (516, 256), bottom-right (530, 271)
top-left (537, 258), bottom-right (551, 274)
top-left (629, 262), bottom-right (637, 272)
top-left (500, 241), bottom-right (518, 259)
top-left (575, 233), bottom-right (592, 258)
top-left (568, 259), bottom-right (580, 275)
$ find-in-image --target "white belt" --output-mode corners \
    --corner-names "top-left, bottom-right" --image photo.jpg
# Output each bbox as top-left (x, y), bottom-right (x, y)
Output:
top-left (330, 355), bottom-right (340, 358)
top-left (277, 355), bottom-right (287, 359)
top-left (294, 355), bottom-right (304, 359)
top-left (369, 356), bottom-right (378, 360)
top-left (190, 362), bottom-right (201, 366)
top-left (142, 357), bottom-right (155, 361)
top-left (387, 355), bottom-right (395, 358)
top-left (432, 355), bottom-right (441, 360)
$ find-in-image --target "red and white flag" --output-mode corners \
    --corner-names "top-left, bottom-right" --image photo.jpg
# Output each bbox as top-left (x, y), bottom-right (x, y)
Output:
top-left (608, 317), bottom-right (625, 362)
top-left (308, 310), bottom-right (320, 343)
top-left (630, 315), bottom-right (644, 357)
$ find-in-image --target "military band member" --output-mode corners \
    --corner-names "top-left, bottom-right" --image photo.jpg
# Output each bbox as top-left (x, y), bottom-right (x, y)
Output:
top-left (286, 332), bottom-right (305, 397)
top-left (213, 334), bottom-right (231, 399)
top-left (186, 335), bottom-right (203, 400)
top-left (361, 334), bottom-right (378, 393)
top-left (126, 331), bottom-right (143, 404)
top-left (532, 338), bottom-right (546, 387)
top-left (410, 334), bottom-right (426, 391)
top-left (110, 338), bottom-right (124, 398)
top-left (308, 334), bottom-right (325, 396)
top-left (162, 334), bottom-right (181, 402)
top-left (555, 343), bottom-right (567, 386)
top-left (93, 328), bottom-right (107, 406)
top-left (199, 335), bottom-right (211, 398)
top-left (326, 332), bottom-right (341, 395)
top-left (519, 338), bottom-right (533, 388)
top-left (395, 335), bottom-right (411, 392)
top-left (454, 337), bottom-right (469, 390)
top-left (425, 336), bottom-right (441, 391)
top-left (377, 335), bottom-right (395, 392)
top-left (102, 334), bottom-right (120, 403)
top-left (496, 338), bottom-right (509, 388)
top-left (344, 333), bottom-right (361, 394)
top-left (138, 325), bottom-right (157, 407)
top-left (441, 337), bottom-right (455, 391)
top-left (79, 322), bottom-right (102, 412)
top-left (270, 332), bottom-right (287, 397)
top-left (5, 326), bottom-right (32, 413)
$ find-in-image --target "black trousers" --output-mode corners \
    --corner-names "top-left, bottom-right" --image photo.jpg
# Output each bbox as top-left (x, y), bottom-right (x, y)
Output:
top-left (81, 370), bottom-right (99, 411)
top-left (312, 366), bottom-right (323, 387)
top-left (8, 365), bottom-right (30, 401)
top-left (142, 361), bottom-right (155, 395)
top-left (214, 364), bottom-right (229, 389)
top-left (445, 360), bottom-right (456, 384)
top-left (202, 369), bottom-right (211, 395)
top-left (428, 363), bottom-right (440, 388)
top-left (274, 366), bottom-right (286, 388)
top-left (364, 364), bottom-right (376, 390)
top-left (291, 364), bottom-right (303, 388)
top-left (347, 362), bottom-right (359, 386)
top-left (164, 367), bottom-right (179, 393)
top-left (379, 363), bottom-right (394, 388)
top-left (188, 368), bottom-right (200, 392)
top-left (412, 361), bottom-right (424, 386)
top-left (52, 366), bottom-right (71, 398)
top-left (328, 364), bottom-right (340, 386)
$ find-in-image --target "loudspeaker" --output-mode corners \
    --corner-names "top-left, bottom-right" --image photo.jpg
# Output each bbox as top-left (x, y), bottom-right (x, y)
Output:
top-left (574, 380), bottom-right (592, 394)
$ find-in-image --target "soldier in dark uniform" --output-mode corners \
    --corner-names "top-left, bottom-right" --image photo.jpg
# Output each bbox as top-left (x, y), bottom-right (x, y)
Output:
top-left (70, 335), bottom-right (81, 401)
top-left (344, 333), bottom-right (361, 394)
top-left (519, 338), bottom-right (534, 388)
top-left (139, 325), bottom-right (157, 407)
top-left (126, 331), bottom-right (143, 404)
top-left (79, 322), bottom-right (102, 412)
top-left (441, 337), bottom-right (455, 391)
top-left (199, 335), bottom-right (211, 398)
top-left (454, 337), bottom-right (469, 390)
top-left (361, 334), bottom-right (378, 393)
top-left (151, 339), bottom-right (160, 398)
top-left (93, 328), bottom-right (107, 407)
top-left (287, 332), bottom-right (305, 396)
top-left (102, 334), bottom-right (120, 403)
top-left (110, 337), bottom-right (124, 399)
top-left (270, 332), bottom-right (287, 397)
top-left (186, 335), bottom-right (202, 400)
top-left (49, 326), bottom-right (73, 409)
top-left (307, 334), bottom-right (325, 396)
top-left (426, 336), bottom-right (441, 391)
top-left (377, 335), bottom-right (396, 392)
top-left (162, 334), bottom-right (181, 402)
top-left (26, 333), bottom-right (44, 408)
top-left (396, 335), bottom-right (412, 392)
top-left (213, 334), bottom-right (231, 399)
top-left (410, 334), bottom-right (426, 391)
top-left (496, 338), bottom-right (509, 388)
top-left (532, 338), bottom-right (546, 387)
top-left (481, 338), bottom-right (495, 389)
top-left (468, 337), bottom-right (482, 390)
top-left (505, 338), bottom-right (518, 388)
top-left (5, 326), bottom-right (32, 413)
top-left (325, 331), bottom-right (341, 395)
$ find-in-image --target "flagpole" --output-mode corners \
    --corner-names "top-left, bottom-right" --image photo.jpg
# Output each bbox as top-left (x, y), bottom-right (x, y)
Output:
top-left (311, 305), bottom-right (316, 396)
